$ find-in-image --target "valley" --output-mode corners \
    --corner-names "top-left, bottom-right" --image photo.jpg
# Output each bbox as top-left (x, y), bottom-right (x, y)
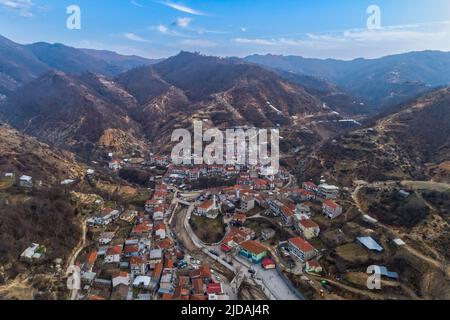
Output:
top-left (0, 34), bottom-right (448, 301)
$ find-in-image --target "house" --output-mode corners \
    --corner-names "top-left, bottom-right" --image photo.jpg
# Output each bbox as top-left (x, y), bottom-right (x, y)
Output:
top-left (150, 249), bottom-right (163, 263)
top-left (19, 175), bottom-right (33, 188)
top-left (240, 195), bottom-right (255, 212)
top-left (109, 160), bottom-right (122, 171)
top-left (133, 276), bottom-right (152, 289)
top-left (268, 199), bottom-right (284, 216)
top-left (295, 203), bottom-right (312, 216)
top-left (302, 181), bottom-right (319, 193)
top-left (130, 256), bottom-right (146, 276)
top-left (112, 272), bottom-right (130, 288)
top-left (192, 277), bottom-right (205, 295)
top-left (288, 237), bottom-right (316, 262)
top-left (196, 197), bottom-right (220, 219)
top-left (238, 240), bottom-right (268, 263)
top-left (190, 265), bottom-right (212, 283)
top-left (123, 245), bottom-right (139, 258)
top-left (318, 183), bottom-right (340, 199)
top-left (280, 204), bottom-right (295, 226)
top-left (153, 206), bottom-right (165, 221)
top-left (145, 199), bottom-right (162, 212)
top-left (20, 243), bottom-right (45, 261)
top-left (298, 189), bottom-right (316, 201)
top-left (92, 208), bottom-right (120, 226)
top-left (98, 232), bottom-right (115, 245)
top-left (159, 268), bottom-right (177, 295)
top-left (322, 200), bottom-right (343, 219)
top-left (151, 261), bottom-right (163, 289)
top-left (305, 260), bottom-right (323, 274)
top-left (154, 224), bottom-right (166, 239)
top-left (206, 283), bottom-right (223, 295)
top-left (105, 245), bottom-right (123, 263)
top-left (4, 172), bottom-right (14, 178)
top-left (131, 223), bottom-right (152, 237)
top-left (83, 251), bottom-right (98, 272)
top-left (261, 258), bottom-right (276, 270)
top-left (296, 218), bottom-right (320, 240)
top-left (232, 213), bottom-right (247, 225)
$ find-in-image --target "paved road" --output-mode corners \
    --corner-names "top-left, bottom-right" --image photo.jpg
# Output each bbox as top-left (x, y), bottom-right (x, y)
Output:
top-left (252, 264), bottom-right (301, 300)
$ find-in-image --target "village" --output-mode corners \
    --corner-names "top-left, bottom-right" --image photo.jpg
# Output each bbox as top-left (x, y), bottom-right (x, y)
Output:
top-left (3, 151), bottom-right (412, 301)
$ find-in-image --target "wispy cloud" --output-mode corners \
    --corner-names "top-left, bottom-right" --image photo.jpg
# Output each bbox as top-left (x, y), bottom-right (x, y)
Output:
top-left (130, 0), bottom-right (148, 8)
top-left (121, 32), bottom-right (149, 42)
top-left (0, 0), bottom-right (34, 17)
top-left (159, 1), bottom-right (206, 16)
top-left (230, 20), bottom-right (450, 59)
top-left (172, 17), bottom-right (192, 28)
top-left (151, 24), bottom-right (189, 37)
top-left (232, 38), bottom-right (278, 46)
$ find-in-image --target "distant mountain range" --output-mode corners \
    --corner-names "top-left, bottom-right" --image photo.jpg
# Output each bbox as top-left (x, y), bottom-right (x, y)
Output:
top-left (0, 35), bottom-right (159, 95)
top-left (245, 51), bottom-right (450, 109)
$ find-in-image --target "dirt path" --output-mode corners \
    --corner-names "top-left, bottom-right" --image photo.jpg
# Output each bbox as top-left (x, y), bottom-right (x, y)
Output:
top-left (0, 275), bottom-right (34, 300)
top-left (65, 218), bottom-right (88, 300)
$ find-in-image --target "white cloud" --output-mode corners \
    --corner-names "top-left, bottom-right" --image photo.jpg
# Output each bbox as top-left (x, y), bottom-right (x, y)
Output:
top-left (0, 0), bottom-right (34, 17)
top-left (230, 21), bottom-right (450, 59)
top-left (174, 17), bottom-right (192, 28)
top-left (160, 1), bottom-right (206, 16)
top-left (233, 38), bottom-right (278, 46)
top-left (121, 33), bottom-right (149, 42)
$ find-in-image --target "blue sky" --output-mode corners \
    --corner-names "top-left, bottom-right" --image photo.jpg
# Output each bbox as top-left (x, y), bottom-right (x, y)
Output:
top-left (1, 0), bottom-right (450, 59)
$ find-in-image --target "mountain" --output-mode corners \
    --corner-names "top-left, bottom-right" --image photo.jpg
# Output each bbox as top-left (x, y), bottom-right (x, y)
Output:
top-left (27, 42), bottom-right (159, 76)
top-left (0, 122), bottom-right (86, 184)
top-left (116, 52), bottom-right (328, 143)
top-left (1, 71), bottom-right (149, 159)
top-left (300, 87), bottom-right (450, 186)
top-left (272, 70), bottom-right (369, 116)
top-left (1, 51), bottom-right (360, 159)
top-left (0, 35), bottom-right (49, 95)
top-left (81, 48), bottom-right (162, 71)
top-left (246, 51), bottom-right (450, 110)
top-left (0, 34), bottom-right (159, 96)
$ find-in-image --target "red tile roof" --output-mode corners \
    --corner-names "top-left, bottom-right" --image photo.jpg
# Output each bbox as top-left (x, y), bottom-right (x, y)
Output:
top-left (152, 262), bottom-right (163, 279)
top-left (87, 251), bottom-right (97, 264)
top-left (299, 219), bottom-right (319, 229)
top-left (289, 237), bottom-right (315, 252)
top-left (323, 200), bottom-right (341, 210)
top-left (206, 283), bottom-right (223, 294)
top-left (239, 240), bottom-right (267, 255)
top-left (106, 245), bottom-right (123, 255)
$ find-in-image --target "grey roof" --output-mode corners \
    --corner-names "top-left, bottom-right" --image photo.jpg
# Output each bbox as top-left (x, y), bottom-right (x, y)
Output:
top-left (357, 236), bottom-right (383, 252)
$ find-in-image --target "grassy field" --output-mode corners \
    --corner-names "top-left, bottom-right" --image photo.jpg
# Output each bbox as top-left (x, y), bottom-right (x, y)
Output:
top-left (335, 243), bottom-right (369, 263)
top-left (0, 177), bottom-right (14, 190)
top-left (189, 214), bottom-right (226, 244)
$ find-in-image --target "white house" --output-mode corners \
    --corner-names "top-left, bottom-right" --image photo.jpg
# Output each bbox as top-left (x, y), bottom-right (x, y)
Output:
top-left (296, 218), bottom-right (320, 240)
top-left (112, 272), bottom-right (130, 288)
top-left (19, 175), bottom-right (33, 187)
top-left (154, 224), bottom-right (166, 239)
top-left (322, 200), bottom-right (343, 219)
top-left (105, 245), bottom-right (122, 264)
